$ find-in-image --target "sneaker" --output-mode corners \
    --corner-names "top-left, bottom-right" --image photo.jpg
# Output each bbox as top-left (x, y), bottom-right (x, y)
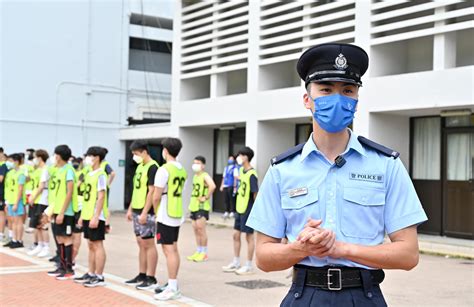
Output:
top-left (222, 262), bottom-right (240, 273)
top-left (235, 265), bottom-right (254, 275)
top-left (26, 243), bottom-right (37, 250)
top-left (186, 252), bottom-right (200, 261)
top-left (27, 244), bottom-right (43, 256)
top-left (56, 270), bottom-right (75, 280)
top-left (25, 227), bottom-right (35, 234)
top-left (74, 273), bottom-right (94, 284)
top-left (154, 287), bottom-right (181, 301)
top-left (125, 274), bottom-right (146, 286)
top-left (136, 277), bottom-right (157, 290)
top-left (229, 212), bottom-right (235, 218)
top-left (3, 241), bottom-right (12, 247)
top-left (193, 253), bottom-right (208, 262)
top-left (222, 212), bottom-right (229, 219)
top-left (154, 283), bottom-right (168, 294)
top-left (84, 276), bottom-right (105, 288)
top-left (37, 246), bottom-right (51, 258)
top-left (47, 268), bottom-right (63, 277)
top-left (10, 241), bottom-right (24, 249)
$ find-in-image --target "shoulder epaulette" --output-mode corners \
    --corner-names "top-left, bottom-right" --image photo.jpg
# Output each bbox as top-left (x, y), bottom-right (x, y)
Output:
top-left (271, 143), bottom-right (305, 166)
top-left (358, 136), bottom-right (399, 159)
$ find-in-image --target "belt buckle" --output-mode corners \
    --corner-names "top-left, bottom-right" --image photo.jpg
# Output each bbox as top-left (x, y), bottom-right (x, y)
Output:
top-left (327, 268), bottom-right (342, 290)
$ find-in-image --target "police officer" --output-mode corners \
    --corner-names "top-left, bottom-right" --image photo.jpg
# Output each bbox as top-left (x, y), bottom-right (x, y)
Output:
top-left (246, 43), bottom-right (428, 307)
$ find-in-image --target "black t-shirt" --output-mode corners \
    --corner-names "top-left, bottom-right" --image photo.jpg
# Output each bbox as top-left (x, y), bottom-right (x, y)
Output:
top-left (0, 164), bottom-right (8, 201)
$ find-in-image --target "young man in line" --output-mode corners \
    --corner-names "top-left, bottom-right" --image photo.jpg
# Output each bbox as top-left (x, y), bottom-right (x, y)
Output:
top-left (187, 156), bottom-right (215, 262)
top-left (125, 140), bottom-right (159, 290)
top-left (219, 155), bottom-right (236, 220)
top-left (222, 147), bottom-right (258, 275)
top-left (153, 138), bottom-right (187, 301)
top-left (47, 145), bottom-right (78, 280)
top-left (74, 146), bottom-right (109, 287)
top-left (4, 154), bottom-right (26, 248)
top-left (27, 149), bottom-right (51, 258)
top-left (0, 149), bottom-right (8, 243)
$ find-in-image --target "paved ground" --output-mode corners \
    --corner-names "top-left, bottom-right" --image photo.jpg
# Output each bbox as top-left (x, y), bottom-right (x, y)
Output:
top-left (1, 212), bottom-right (473, 306)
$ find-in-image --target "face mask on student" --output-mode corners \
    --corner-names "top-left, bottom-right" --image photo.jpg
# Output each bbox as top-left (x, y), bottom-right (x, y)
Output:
top-left (33, 158), bottom-right (39, 166)
top-left (84, 156), bottom-right (93, 166)
top-left (311, 93), bottom-right (358, 133)
top-left (5, 161), bottom-right (14, 170)
top-left (236, 156), bottom-right (244, 166)
top-left (133, 154), bottom-right (143, 164)
top-left (192, 163), bottom-right (202, 173)
top-left (228, 159), bottom-right (235, 165)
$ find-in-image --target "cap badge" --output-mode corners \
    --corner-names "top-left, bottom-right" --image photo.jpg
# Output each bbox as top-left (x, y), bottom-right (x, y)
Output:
top-left (334, 53), bottom-right (348, 70)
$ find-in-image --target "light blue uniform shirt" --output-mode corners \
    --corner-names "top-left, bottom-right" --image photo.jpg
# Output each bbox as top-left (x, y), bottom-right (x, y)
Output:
top-left (247, 131), bottom-right (428, 268)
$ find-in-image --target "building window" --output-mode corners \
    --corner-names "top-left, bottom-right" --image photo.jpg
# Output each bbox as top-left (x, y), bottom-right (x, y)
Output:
top-left (412, 117), bottom-right (441, 180)
top-left (129, 38), bottom-right (172, 74)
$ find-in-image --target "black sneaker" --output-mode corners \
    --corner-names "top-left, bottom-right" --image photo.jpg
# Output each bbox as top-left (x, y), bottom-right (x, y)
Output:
top-left (84, 276), bottom-right (106, 288)
top-left (3, 241), bottom-right (12, 247)
top-left (11, 241), bottom-right (23, 249)
top-left (154, 282), bottom-right (168, 294)
top-left (47, 268), bottom-right (63, 277)
top-left (56, 270), bottom-right (75, 280)
top-left (74, 273), bottom-right (94, 284)
top-left (125, 274), bottom-right (146, 286)
top-left (136, 276), bottom-right (157, 290)
top-left (49, 255), bottom-right (59, 262)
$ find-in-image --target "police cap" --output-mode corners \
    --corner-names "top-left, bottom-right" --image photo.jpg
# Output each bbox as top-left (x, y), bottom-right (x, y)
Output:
top-left (296, 43), bottom-right (369, 86)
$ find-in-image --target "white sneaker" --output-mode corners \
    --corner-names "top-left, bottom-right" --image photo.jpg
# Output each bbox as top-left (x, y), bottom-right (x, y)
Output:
top-left (222, 262), bottom-right (240, 273)
top-left (25, 227), bottom-right (35, 234)
top-left (154, 287), bottom-right (181, 301)
top-left (229, 212), bottom-right (235, 218)
top-left (27, 244), bottom-right (43, 256)
top-left (235, 265), bottom-right (254, 275)
top-left (222, 212), bottom-right (229, 219)
top-left (37, 246), bottom-right (51, 258)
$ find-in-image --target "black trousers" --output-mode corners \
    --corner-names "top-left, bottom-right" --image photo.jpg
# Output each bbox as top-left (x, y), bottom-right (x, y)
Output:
top-left (223, 187), bottom-right (235, 213)
top-left (281, 268), bottom-right (388, 307)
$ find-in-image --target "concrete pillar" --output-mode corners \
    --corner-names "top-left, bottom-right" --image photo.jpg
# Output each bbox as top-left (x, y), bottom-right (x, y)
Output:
top-left (247, 0), bottom-right (259, 94)
top-left (433, 7), bottom-right (456, 70)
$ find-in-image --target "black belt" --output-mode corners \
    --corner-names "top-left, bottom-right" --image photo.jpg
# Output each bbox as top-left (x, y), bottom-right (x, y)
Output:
top-left (293, 265), bottom-right (385, 291)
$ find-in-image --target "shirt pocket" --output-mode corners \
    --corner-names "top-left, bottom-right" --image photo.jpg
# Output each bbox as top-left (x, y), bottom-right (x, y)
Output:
top-left (281, 188), bottom-right (321, 237)
top-left (341, 187), bottom-right (385, 240)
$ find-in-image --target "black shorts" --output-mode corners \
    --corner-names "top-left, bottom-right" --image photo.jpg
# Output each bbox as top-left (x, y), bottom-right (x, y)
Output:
top-left (52, 214), bottom-right (75, 237)
top-left (0, 200), bottom-right (5, 211)
top-left (73, 211), bottom-right (82, 233)
top-left (83, 220), bottom-right (106, 241)
top-left (28, 204), bottom-right (36, 219)
top-left (190, 210), bottom-right (209, 221)
top-left (29, 204), bottom-right (48, 229)
top-left (234, 204), bottom-right (254, 234)
top-left (156, 222), bottom-right (180, 245)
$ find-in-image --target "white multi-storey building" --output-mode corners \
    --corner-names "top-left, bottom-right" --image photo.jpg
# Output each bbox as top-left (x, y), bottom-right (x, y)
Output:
top-left (1, 0), bottom-right (174, 210)
top-left (121, 0), bottom-right (473, 239)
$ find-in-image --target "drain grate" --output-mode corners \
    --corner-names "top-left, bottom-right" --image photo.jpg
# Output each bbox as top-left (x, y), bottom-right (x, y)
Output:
top-left (226, 279), bottom-right (285, 290)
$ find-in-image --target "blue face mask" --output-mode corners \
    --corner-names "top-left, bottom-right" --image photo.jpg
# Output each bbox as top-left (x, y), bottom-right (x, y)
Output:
top-left (312, 94), bottom-right (358, 133)
top-left (228, 160), bottom-right (235, 165)
top-left (5, 161), bottom-right (14, 170)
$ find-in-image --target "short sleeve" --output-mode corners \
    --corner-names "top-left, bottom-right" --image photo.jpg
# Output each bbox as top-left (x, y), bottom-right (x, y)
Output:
top-left (40, 168), bottom-right (49, 183)
top-left (0, 164), bottom-right (7, 177)
top-left (147, 165), bottom-right (158, 186)
top-left (246, 167), bottom-right (286, 239)
top-left (18, 174), bottom-right (26, 185)
top-left (97, 174), bottom-right (107, 191)
top-left (250, 174), bottom-right (258, 193)
top-left (105, 164), bottom-right (113, 175)
top-left (384, 159), bottom-right (428, 234)
top-left (66, 169), bottom-right (75, 182)
top-left (154, 167), bottom-right (169, 188)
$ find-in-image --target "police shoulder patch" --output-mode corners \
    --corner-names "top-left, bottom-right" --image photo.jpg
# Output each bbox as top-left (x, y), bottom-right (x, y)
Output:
top-left (358, 136), bottom-right (399, 159)
top-left (271, 143), bottom-right (305, 166)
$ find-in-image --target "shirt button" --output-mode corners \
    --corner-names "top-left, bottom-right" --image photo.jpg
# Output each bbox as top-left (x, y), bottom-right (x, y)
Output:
top-left (294, 293), bottom-right (300, 298)
top-left (367, 292), bottom-right (373, 298)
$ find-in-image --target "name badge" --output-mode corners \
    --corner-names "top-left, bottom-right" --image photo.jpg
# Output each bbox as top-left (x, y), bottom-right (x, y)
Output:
top-left (288, 187), bottom-right (308, 198)
top-left (349, 173), bottom-right (384, 183)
